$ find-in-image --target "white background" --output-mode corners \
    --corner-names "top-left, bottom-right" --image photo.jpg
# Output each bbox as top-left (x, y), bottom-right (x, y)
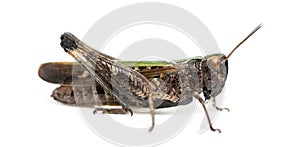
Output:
top-left (1, 0), bottom-right (299, 146)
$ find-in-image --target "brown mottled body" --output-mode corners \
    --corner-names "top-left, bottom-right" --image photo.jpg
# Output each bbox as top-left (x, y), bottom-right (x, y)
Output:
top-left (39, 62), bottom-right (193, 109)
top-left (39, 24), bottom-right (261, 133)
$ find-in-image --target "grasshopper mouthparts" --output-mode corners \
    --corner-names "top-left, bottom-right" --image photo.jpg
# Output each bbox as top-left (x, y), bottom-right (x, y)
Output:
top-left (60, 32), bottom-right (78, 52)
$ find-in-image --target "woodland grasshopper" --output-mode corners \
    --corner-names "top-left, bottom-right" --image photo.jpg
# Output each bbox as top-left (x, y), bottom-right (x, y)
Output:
top-left (38, 24), bottom-right (261, 133)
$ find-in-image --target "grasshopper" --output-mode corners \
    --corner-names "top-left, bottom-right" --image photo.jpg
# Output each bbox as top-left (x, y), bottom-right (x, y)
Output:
top-left (38, 24), bottom-right (261, 133)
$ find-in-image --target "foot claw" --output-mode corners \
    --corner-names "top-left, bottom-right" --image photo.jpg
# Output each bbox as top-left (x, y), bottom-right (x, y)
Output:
top-left (216, 107), bottom-right (230, 112)
top-left (123, 107), bottom-right (133, 116)
top-left (93, 108), bottom-right (101, 114)
top-left (223, 108), bottom-right (230, 112)
top-left (211, 127), bottom-right (221, 133)
top-left (214, 128), bottom-right (221, 133)
top-left (149, 125), bottom-right (154, 132)
top-left (128, 109), bottom-right (133, 116)
top-left (93, 110), bottom-right (97, 114)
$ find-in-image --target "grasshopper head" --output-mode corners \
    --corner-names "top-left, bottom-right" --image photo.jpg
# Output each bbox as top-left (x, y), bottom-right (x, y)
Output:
top-left (201, 23), bottom-right (262, 101)
top-left (202, 54), bottom-right (228, 100)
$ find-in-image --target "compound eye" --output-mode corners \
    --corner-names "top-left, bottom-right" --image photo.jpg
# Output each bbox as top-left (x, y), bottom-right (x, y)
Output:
top-left (207, 56), bottom-right (221, 71)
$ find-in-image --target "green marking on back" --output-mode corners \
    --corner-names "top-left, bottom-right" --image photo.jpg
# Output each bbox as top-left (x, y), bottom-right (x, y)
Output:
top-left (118, 56), bottom-right (205, 67)
top-left (119, 61), bottom-right (173, 67)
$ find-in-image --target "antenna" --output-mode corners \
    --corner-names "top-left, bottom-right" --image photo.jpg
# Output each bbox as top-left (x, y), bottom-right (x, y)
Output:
top-left (222, 23), bottom-right (262, 62)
